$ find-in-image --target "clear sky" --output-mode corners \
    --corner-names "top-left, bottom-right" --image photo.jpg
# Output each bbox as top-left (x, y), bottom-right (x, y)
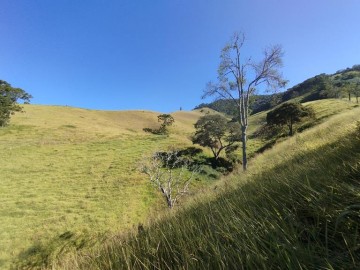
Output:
top-left (1, 0), bottom-right (359, 112)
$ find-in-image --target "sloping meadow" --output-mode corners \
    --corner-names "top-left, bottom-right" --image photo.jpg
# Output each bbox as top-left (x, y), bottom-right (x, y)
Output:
top-left (0, 105), bottom-right (207, 269)
top-left (44, 108), bottom-right (360, 269)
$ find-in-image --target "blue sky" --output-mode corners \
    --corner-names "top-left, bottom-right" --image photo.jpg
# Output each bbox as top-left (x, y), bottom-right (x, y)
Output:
top-left (1, 0), bottom-right (359, 112)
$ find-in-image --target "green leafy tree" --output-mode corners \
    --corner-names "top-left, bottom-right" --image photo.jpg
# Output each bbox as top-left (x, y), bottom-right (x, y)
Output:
top-left (143, 114), bottom-right (174, 135)
top-left (266, 102), bottom-right (314, 136)
top-left (192, 114), bottom-right (242, 161)
top-left (203, 32), bottom-right (286, 171)
top-left (0, 80), bottom-right (32, 127)
top-left (157, 114), bottom-right (174, 134)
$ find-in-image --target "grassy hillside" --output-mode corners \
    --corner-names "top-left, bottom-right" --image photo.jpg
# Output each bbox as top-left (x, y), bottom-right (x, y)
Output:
top-left (2, 99), bottom-right (358, 269)
top-left (246, 98), bottom-right (358, 157)
top-left (52, 104), bottom-right (360, 269)
top-left (0, 105), bottom-right (208, 269)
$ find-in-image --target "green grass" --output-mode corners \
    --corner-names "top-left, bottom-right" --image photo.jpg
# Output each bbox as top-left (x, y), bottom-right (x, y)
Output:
top-left (51, 106), bottom-right (360, 269)
top-left (246, 98), bottom-right (359, 156)
top-left (0, 105), bottom-right (210, 269)
top-left (1, 99), bottom-right (359, 269)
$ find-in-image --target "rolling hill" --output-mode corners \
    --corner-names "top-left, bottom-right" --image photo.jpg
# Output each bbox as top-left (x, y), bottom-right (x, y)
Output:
top-left (0, 105), bottom-right (210, 269)
top-left (1, 96), bottom-right (359, 269)
top-left (47, 101), bottom-right (360, 270)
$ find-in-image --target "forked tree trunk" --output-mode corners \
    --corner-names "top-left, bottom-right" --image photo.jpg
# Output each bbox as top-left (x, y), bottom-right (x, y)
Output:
top-left (161, 187), bottom-right (173, 208)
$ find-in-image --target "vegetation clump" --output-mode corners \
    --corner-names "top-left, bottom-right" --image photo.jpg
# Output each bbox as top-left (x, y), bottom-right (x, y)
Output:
top-left (143, 113), bottom-right (174, 135)
top-left (140, 148), bottom-right (198, 209)
top-left (0, 80), bottom-right (32, 127)
top-left (266, 102), bottom-right (315, 136)
top-left (192, 114), bottom-right (242, 161)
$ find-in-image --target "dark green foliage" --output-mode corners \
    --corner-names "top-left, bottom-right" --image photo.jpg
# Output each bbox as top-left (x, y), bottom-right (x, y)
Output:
top-left (267, 103), bottom-right (315, 136)
top-left (143, 114), bottom-right (174, 135)
top-left (195, 95), bottom-right (279, 117)
top-left (0, 80), bottom-right (32, 127)
top-left (283, 74), bottom-right (331, 102)
top-left (194, 99), bottom-right (238, 117)
top-left (192, 114), bottom-right (241, 161)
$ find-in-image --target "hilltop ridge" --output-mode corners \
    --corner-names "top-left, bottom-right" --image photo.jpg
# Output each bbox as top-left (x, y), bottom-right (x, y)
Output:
top-left (195, 64), bottom-right (360, 116)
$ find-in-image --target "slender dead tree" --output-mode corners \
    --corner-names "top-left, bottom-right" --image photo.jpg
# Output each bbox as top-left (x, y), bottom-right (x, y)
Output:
top-left (140, 150), bottom-right (198, 209)
top-left (203, 32), bottom-right (287, 171)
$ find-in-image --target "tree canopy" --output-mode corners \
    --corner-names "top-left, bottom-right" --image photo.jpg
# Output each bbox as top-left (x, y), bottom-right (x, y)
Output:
top-left (192, 114), bottom-right (242, 161)
top-left (266, 102), bottom-right (314, 136)
top-left (0, 80), bottom-right (32, 127)
top-left (143, 114), bottom-right (175, 135)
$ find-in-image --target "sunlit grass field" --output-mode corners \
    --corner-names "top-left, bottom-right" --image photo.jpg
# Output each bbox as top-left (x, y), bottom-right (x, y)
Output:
top-left (246, 98), bottom-right (358, 155)
top-left (0, 99), bottom-right (358, 269)
top-left (55, 103), bottom-right (360, 269)
top-left (0, 105), bottom-right (207, 269)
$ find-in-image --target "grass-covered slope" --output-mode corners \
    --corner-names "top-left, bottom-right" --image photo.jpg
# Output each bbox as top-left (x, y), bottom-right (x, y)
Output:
top-left (246, 98), bottom-right (358, 157)
top-left (55, 107), bottom-right (360, 269)
top-left (2, 100), bottom-right (359, 269)
top-left (0, 105), bottom-right (206, 269)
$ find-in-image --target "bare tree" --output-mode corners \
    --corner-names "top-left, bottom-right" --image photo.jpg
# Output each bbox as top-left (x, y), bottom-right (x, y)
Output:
top-left (140, 150), bottom-right (198, 208)
top-left (203, 32), bottom-right (287, 171)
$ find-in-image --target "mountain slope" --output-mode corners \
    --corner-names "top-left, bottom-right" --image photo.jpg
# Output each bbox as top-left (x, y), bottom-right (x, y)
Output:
top-left (3, 100), bottom-right (359, 269)
top-left (56, 105), bottom-right (360, 270)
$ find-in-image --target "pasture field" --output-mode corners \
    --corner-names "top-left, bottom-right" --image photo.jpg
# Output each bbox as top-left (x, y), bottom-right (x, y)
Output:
top-left (57, 104), bottom-right (360, 270)
top-left (0, 105), bottom-right (205, 269)
top-left (0, 99), bottom-right (358, 268)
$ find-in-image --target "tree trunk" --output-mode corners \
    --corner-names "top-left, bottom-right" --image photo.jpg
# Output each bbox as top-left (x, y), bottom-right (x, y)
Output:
top-left (161, 187), bottom-right (173, 208)
top-left (165, 194), bottom-right (173, 208)
top-left (241, 126), bottom-right (247, 171)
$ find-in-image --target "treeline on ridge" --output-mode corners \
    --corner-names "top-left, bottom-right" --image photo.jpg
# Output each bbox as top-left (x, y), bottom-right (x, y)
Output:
top-left (195, 64), bottom-right (360, 116)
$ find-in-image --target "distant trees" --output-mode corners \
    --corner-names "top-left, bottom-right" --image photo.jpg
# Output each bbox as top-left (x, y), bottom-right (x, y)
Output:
top-left (354, 82), bottom-right (360, 103)
top-left (342, 83), bottom-right (353, 102)
top-left (266, 103), bottom-right (314, 136)
top-left (143, 114), bottom-right (174, 135)
top-left (192, 114), bottom-right (242, 161)
top-left (0, 80), bottom-right (32, 127)
top-left (140, 149), bottom-right (198, 209)
top-left (203, 32), bottom-right (286, 171)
